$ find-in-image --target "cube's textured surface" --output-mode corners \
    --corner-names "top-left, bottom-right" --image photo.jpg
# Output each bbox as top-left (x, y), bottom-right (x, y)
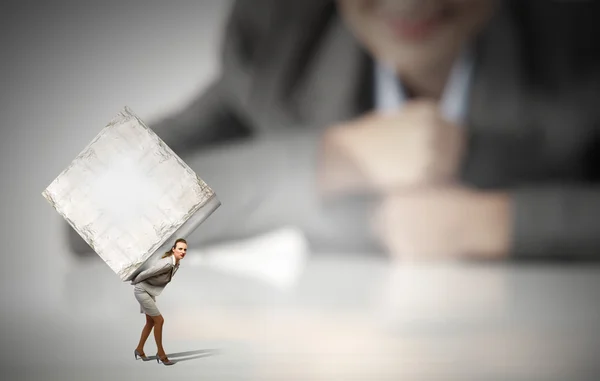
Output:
top-left (43, 107), bottom-right (220, 281)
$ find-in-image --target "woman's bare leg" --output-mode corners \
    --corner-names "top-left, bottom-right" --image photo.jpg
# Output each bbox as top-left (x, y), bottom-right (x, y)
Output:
top-left (135, 314), bottom-right (154, 355)
top-left (151, 315), bottom-right (167, 359)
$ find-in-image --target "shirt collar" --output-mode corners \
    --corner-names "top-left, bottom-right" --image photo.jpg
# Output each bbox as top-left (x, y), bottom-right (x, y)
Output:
top-left (171, 255), bottom-right (180, 277)
top-left (374, 46), bottom-right (474, 125)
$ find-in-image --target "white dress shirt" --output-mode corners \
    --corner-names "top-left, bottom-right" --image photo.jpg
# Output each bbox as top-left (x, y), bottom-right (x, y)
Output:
top-left (374, 47), bottom-right (475, 124)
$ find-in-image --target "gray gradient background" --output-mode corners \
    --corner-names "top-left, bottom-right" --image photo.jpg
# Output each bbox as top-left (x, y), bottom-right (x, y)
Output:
top-left (2, 1), bottom-right (600, 380)
top-left (0, 1), bottom-right (235, 379)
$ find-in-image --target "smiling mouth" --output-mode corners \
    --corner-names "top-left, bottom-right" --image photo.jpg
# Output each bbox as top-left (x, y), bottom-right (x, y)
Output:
top-left (378, 5), bottom-right (454, 41)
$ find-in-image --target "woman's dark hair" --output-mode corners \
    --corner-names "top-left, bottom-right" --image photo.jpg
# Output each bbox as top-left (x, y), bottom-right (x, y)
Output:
top-left (161, 238), bottom-right (187, 258)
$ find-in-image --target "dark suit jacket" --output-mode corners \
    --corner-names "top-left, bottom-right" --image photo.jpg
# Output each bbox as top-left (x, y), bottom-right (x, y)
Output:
top-left (69, 0), bottom-right (600, 259)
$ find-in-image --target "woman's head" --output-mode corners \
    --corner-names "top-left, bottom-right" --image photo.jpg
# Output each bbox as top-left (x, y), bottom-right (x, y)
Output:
top-left (162, 238), bottom-right (187, 260)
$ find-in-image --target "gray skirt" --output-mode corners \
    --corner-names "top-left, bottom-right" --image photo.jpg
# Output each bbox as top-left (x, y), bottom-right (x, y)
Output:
top-left (134, 285), bottom-right (161, 316)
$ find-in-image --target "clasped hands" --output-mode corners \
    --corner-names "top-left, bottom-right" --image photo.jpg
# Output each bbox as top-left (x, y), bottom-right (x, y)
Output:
top-left (319, 100), bottom-right (511, 261)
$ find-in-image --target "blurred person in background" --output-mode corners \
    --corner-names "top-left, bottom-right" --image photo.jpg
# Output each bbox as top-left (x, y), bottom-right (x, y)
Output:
top-left (69, 0), bottom-right (600, 261)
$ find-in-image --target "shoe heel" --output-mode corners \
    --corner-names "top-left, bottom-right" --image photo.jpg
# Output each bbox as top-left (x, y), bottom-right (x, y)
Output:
top-left (134, 349), bottom-right (148, 361)
top-left (156, 352), bottom-right (175, 366)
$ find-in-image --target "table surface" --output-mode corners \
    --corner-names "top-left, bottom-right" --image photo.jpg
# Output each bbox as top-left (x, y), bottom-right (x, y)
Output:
top-left (4, 252), bottom-right (600, 381)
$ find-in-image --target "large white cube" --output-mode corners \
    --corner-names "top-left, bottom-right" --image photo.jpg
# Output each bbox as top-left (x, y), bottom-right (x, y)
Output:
top-left (42, 107), bottom-right (220, 281)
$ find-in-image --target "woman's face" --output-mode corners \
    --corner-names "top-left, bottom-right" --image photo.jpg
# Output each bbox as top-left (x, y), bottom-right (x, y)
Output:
top-left (336, 0), bottom-right (497, 71)
top-left (172, 242), bottom-right (187, 261)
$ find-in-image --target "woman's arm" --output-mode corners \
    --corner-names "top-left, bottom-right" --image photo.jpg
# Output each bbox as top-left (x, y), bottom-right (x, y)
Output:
top-left (131, 258), bottom-right (173, 284)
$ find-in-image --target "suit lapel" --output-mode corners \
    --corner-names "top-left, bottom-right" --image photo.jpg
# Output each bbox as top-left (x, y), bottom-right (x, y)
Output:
top-left (460, 3), bottom-right (540, 186)
top-left (467, 2), bottom-right (526, 138)
top-left (284, 10), bottom-right (373, 126)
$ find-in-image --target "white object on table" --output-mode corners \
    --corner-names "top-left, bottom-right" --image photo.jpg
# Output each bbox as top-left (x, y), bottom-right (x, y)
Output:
top-left (188, 227), bottom-right (309, 290)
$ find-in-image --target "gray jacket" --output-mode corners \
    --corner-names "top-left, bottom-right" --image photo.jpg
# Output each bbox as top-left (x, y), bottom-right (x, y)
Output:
top-left (131, 256), bottom-right (179, 296)
top-left (69, 0), bottom-right (600, 259)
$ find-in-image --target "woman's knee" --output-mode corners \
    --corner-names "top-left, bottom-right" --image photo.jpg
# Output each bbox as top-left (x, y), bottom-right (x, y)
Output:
top-left (152, 315), bottom-right (164, 325)
top-left (145, 314), bottom-right (155, 326)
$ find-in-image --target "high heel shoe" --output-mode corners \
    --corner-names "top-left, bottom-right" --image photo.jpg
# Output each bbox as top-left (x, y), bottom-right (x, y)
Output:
top-left (156, 353), bottom-right (175, 366)
top-left (134, 349), bottom-right (150, 361)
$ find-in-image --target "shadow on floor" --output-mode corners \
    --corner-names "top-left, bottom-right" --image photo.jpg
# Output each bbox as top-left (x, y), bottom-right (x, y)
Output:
top-left (148, 349), bottom-right (220, 364)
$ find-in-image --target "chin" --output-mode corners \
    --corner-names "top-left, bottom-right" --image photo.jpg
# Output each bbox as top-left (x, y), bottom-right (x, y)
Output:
top-left (375, 27), bottom-right (463, 67)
